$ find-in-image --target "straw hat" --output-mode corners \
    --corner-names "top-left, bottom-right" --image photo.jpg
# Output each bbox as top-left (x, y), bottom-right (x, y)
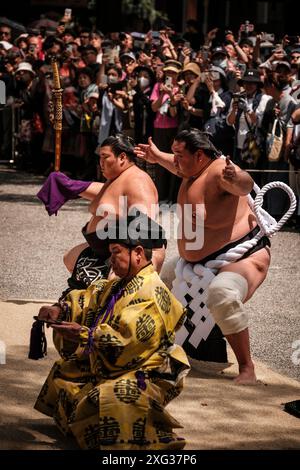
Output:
top-left (163, 59), bottom-right (182, 74)
top-left (182, 62), bottom-right (201, 77)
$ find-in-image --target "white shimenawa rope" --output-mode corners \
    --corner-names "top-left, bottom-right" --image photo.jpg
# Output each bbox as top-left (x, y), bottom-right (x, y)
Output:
top-left (173, 180), bottom-right (297, 349)
top-left (203, 181), bottom-right (297, 273)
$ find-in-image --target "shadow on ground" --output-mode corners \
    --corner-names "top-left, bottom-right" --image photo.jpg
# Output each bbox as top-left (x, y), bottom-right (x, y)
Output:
top-left (1, 344), bottom-right (300, 450)
top-left (0, 346), bottom-right (78, 450)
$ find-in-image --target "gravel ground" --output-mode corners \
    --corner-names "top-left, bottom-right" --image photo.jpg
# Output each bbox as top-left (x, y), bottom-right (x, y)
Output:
top-left (0, 165), bottom-right (299, 380)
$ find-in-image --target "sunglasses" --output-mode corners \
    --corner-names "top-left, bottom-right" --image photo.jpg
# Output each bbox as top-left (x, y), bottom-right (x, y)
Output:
top-left (291, 56), bottom-right (300, 59)
top-left (0, 31), bottom-right (10, 36)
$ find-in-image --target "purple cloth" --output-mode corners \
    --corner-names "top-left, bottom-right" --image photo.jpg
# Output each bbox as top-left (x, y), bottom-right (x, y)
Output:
top-left (37, 172), bottom-right (92, 216)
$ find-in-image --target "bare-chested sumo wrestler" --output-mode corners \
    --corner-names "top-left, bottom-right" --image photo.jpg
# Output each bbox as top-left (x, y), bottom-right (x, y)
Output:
top-left (63, 135), bottom-right (165, 288)
top-left (135, 129), bottom-right (271, 384)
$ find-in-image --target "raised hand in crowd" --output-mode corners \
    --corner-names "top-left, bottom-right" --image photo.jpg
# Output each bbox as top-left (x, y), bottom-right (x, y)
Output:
top-left (98, 82), bottom-right (108, 91)
top-left (169, 92), bottom-right (184, 117)
top-left (138, 51), bottom-right (152, 66)
top-left (144, 30), bottom-right (153, 46)
top-left (181, 97), bottom-right (191, 111)
top-left (238, 97), bottom-right (257, 124)
top-left (237, 97), bottom-right (250, 113)
top-left (204, 74), bottom-right (214, 94)
top-left (185, 74), bottom-right (201, 105)
top-left (252, 34), bottom-right (262, 65)
top-left (269, 46), bottom-right (286, 63)
top-left (204, 27), bottom-right (218, 47)
top-left (226, 59), bottom-right (236, 72)
top-left (180, 46), bottom-right (192, 66)
top-left (194, 50), bottom-right (206, 68)
top-left (160, 31), bottom-right (177, 60)
top-left (282, 35), bottom-right (292, 48)
top-left (159, 82), bottom-right (173, 96)
top-left (155, 66), bottom-right (164, 82)
top-left (234, 66), bottom-right (242, 81)
top-left (225, 31), bottom-right (235, 44)
top-left (107, 91), bottom-right (125, 110)
top-left (171, 92), bottom-right (184, 104)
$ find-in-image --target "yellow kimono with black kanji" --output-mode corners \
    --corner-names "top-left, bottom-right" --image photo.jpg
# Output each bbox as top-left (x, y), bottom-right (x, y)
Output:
top-left (34, 264), bottom-right (190, 450)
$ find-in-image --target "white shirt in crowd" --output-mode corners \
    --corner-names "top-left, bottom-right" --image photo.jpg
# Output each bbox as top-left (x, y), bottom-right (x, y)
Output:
top-left (226, 93), bottom-right (272, 149)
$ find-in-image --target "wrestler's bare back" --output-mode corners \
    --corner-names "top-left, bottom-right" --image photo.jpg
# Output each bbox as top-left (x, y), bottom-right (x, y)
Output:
top-left (178, 159), bottom-right (270, 300)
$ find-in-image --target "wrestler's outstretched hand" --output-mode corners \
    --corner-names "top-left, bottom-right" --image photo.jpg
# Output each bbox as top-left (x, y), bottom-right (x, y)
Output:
top-left (222, 156), bottom-right (237, 181)
top-left (134, 137), bottom-right (160, 164)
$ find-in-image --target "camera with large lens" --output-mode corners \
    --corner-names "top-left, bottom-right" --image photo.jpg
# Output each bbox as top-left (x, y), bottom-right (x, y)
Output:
top-left (232, 91), bottom-right (247, 104)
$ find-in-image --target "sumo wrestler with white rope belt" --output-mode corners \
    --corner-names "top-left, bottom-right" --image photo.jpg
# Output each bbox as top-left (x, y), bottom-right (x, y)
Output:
top-left (135, 128), bottom-right (296, 384)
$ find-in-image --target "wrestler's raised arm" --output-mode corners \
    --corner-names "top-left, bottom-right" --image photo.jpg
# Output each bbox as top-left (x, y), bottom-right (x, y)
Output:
top-left (218, 157), bottom-right (254, 196)
top-left (134, 137), bottom-right (178, 175)
top-left (37, 172), bottom-right (103, 216)
top-left (79, 182), bottom-right (104, 200)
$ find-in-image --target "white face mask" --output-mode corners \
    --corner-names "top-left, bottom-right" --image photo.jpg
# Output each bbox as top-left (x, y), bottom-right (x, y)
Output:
top-left (138, 77), bottom-right (150, 88)
top-left (107, 75), bottom-right (118, 84)
top-left (212, 58), bottom-right (227, 69)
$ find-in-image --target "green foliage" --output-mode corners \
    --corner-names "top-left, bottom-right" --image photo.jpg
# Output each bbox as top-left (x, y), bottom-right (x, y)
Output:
top-left (121, 0), bottom-right (168, 26)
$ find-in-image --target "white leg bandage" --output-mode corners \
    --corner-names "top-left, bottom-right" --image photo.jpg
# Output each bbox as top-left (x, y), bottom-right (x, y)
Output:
top-left (206, 272), bottom-right (249, 335)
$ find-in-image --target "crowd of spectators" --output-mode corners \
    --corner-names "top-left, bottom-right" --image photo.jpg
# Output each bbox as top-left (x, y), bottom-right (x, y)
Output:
top-left (0, 15), bottom-right (300, 226)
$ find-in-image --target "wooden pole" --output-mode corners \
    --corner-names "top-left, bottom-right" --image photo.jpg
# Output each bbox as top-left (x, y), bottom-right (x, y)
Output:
top-left (51, 57), bottom-right (63, 172)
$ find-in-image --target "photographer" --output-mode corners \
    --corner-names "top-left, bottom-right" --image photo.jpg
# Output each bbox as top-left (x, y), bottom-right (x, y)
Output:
top-left (150, 59), bottom-right (182, 201)
top-left (261, 71), bottom-right (298, 218)
top-left (98, 65), bottom-right (124, 144)
top-left (14, 33), bottom-right (29, 60)
top-left (132, 65), bottom-right (156, 180)
top-left (178, 62), bottom-right (204, 130)
top-left (26, 34), bottom-right (44, 62)
top-left (159, 30), bottom-right (178, 61)
top-left (286, 107), bottom-right (300, 229)
top-left (203, 67), bottom-right (234, 156)
top-left (224, 31), bottom-right (249, 65)
top-left (226, 69), bottom-right (271, 171)
top-left (89, 30), bottom-right (105, 64)
top-left (13, 62), bottom-right (44, 171)
top-left (132, 65), bottom-right (155, 143)
top-left (75, 67), bottom-right (99, 176)
top-left (289, 47), bottom-right (300, 86)
top-left (260, 44), bottom-right (288, 70)
top-left (81, 45), bottom-right (100, 76)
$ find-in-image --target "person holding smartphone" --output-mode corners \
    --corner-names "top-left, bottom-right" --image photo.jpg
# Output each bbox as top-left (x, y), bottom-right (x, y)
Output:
top-left (98, 65), bottom-right (124, 145)
top-left (150, 59), bottom-right (182, 202)
top-left (34, 214), bottom-right (189, 450)
top-left (89, 30), bottom-right (105, 64)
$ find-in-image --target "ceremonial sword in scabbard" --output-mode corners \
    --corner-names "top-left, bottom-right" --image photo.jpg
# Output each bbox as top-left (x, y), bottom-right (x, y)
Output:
top-left (51, 56), bottom-right (63, 172)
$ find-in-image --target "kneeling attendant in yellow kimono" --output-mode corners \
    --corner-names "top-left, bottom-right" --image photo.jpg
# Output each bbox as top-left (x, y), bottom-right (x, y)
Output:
top-left (34, 214), bottom-right (190, 450)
